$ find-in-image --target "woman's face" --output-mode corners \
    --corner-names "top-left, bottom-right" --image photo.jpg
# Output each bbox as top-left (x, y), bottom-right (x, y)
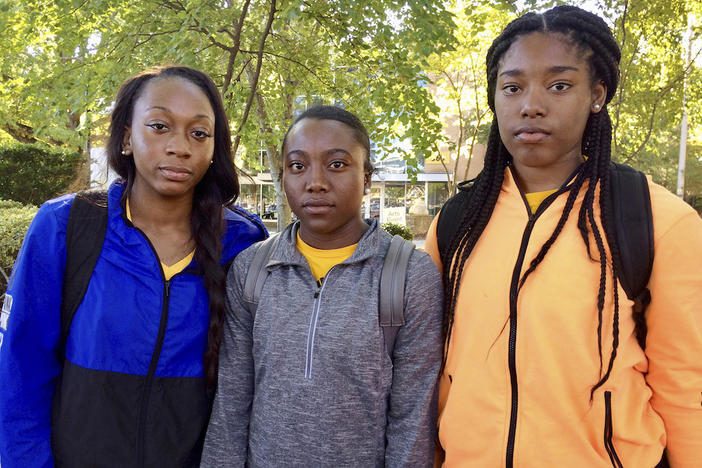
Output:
top-left (494, 32), bottom-right (606, 191)
top-left (282, 118), bottom-right (370, 249)
top-left (123, 77), bottom-right (216, 201)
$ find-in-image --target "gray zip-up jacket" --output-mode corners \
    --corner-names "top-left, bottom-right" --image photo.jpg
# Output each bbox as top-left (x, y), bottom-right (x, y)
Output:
top-left (202, 219), bottom-right (443, 467)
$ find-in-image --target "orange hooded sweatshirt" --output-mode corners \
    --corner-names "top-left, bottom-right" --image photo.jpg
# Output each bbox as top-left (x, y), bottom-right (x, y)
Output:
top-left (425, 167), bottom-right (702, 467)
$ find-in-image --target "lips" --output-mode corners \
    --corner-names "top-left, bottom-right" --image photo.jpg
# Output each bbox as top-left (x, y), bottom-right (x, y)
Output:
top-left (514, 126), bottom-right (550, 144)
top-left (159, 165), bottom-right (193, 182)
top-left (302, 199), bottom-right (334, 215)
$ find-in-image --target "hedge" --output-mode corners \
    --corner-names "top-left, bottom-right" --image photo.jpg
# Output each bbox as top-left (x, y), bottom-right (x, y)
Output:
top-left (0, 143), bottom-right (83, 206)
top-left (0, 200), bottom-right (38, 293)
top-left (381, 222), bottom-right (413, 241)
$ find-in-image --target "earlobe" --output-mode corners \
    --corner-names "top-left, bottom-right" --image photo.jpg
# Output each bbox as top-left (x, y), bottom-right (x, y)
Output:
top-left (122, 127), bottom-right (132, 154)
top-left (591, 81), bottom-right (607, 113)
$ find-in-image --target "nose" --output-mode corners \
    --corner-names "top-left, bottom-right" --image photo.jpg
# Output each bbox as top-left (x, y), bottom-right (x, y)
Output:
top-left (166, 131), bottom-right (192, 158)
top-left (521, 88), bottom-right (546, 118)
top-left (305, 164), bottom-right (329, 192)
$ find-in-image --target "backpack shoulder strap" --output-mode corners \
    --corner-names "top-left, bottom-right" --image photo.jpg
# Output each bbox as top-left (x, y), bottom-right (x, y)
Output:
top-left (60, 190), bottom-right (108, 360)
top-left (242, 233), bottom-right (280, 307)
top-left (437, 181), bottom-right (474, 260)
top-left (379, 234), bottom-right (415, 357)
top-left (608, 162), bottom-right (654, 348)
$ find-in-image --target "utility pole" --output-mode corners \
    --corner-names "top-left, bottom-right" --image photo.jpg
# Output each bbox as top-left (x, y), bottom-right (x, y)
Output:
top-left (676, 12), bottom-right (692, 198)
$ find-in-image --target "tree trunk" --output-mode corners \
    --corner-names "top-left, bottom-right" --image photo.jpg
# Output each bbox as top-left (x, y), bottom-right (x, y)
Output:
top-left (246, 66), bottom-right (292, 231)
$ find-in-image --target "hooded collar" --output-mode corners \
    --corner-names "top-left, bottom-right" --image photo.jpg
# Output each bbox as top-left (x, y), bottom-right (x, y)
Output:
top-left (106, 180), bottom-right (143, 246)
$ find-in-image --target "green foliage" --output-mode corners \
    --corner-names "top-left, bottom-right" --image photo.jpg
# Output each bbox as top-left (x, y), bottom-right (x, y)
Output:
top-left (381, 222), bottom-right (413, 241)
top-left (0, 200), bottom-right (37, 292)
top-left (0, 0), bottom-right (457, 219)
top-left (682, 144), bottom-right (702, 214)
top-left (426, 0), bottom-right (512, 192)
top-left (0, 143), bottom-right (82, 205)
top-left (1, 0), bottom-right (700, 212)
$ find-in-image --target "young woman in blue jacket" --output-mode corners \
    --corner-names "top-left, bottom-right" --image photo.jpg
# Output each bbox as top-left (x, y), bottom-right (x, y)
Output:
top-left (0, 66), bottom-right (266, 467)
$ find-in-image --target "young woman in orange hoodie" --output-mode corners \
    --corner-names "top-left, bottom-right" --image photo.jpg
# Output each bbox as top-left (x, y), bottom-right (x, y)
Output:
top-left (425, 6), bottom-right (702, 467)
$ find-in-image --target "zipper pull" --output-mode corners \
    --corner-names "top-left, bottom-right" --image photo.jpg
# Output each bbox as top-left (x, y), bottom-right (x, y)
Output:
top-left (165, 280), bottom-right (170, 298)
top-left (314, 278), bottom-right (322, 299)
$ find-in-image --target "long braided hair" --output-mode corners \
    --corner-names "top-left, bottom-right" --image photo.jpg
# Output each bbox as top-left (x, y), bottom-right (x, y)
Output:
top-left (107, 65), bottom-right (239, 388)
top-left (441, 6), bottom-right (623, 397)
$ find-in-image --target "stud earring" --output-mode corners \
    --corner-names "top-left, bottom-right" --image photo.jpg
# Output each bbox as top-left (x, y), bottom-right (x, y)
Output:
top-left (593, 104), bottom-right (601, 111)
top-left (121, 149), bottom-right (127, 155)
top-left (364, 188), bottom-right (370, 195)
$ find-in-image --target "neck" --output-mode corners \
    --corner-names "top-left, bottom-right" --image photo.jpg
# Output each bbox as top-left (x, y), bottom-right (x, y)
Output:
top-left (512, 154), bottom-right (584, 193)
top-left (128, 182), bottom-right (194, 232)
top-left (298, 217), bottom-right (368, 250)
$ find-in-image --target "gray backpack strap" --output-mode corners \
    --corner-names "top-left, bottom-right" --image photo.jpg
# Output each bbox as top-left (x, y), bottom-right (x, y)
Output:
top-left (242, 233), bottom-right (280, 306)
top-left (379, 235), bottom-right (415, 357)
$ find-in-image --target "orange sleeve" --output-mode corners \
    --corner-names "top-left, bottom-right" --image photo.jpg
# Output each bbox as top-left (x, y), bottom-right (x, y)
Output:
top-left (645, 207), bottom-right (702, 468)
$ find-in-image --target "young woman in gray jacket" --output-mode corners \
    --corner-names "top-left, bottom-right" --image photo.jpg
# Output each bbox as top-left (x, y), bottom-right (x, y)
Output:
top-left (202, 105), bottom-right (443, 467)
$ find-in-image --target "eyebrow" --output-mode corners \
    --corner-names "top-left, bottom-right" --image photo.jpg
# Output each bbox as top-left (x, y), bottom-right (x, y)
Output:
top-left (499, 65), bottom-right (580, 78)
top-left (285, 148), bottom-right (353, 158)
top-left (146, 106), bottom-right (213, 123)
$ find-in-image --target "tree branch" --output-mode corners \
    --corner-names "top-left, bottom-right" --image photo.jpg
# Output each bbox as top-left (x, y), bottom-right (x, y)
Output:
top-left (221, 0), bottom-right (252, 95)
top-left (622, 45), bottom-right (702, 163)
top-left (239, 47), bottom-right (335, 89)
top-left (232, 0), bottom-right (277, 158)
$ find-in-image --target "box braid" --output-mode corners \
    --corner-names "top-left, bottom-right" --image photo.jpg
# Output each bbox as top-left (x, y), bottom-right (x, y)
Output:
top-left (441, 5), bottom-right (624, 397)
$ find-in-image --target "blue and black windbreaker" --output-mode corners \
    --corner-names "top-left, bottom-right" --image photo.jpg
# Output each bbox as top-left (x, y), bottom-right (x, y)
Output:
top-left (0, 181), bottom-right (266, 468)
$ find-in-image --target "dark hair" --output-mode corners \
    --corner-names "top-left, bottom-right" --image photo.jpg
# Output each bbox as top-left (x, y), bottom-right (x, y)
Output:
top-left (441, 5), bottom-right (622, 398)
top-left (281, 105), bottom-right (374, 174)
top-left (107, 65), bottom-right (239, 387)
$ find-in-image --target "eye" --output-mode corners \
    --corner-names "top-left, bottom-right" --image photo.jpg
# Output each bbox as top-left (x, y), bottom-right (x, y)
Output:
top-left (192, 129), bottom-right (212, 139)
top-left (147, 122), bottom-right (167, 131)
top-left (502, 84), bottom-right (520, 95)
top-left (329, 160), bottom-right (347, 169)
top-left (550, 82), bottom-right (571, 92)
top-left (288, 161), bottom-right (305, 172)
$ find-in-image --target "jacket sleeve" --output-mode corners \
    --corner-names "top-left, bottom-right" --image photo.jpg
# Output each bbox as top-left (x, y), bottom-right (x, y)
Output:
top-left (201, 250), bottom-right (256, 467)
top-left (385, 250), bottom-right (443, 468)
top-left (0, 202), bottom-right (68, 468)
top-left (645, 207), bottom-right (702, 468)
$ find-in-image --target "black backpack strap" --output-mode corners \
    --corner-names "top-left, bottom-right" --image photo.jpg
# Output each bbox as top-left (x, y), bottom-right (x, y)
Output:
top-left (437, 181), bottom-right (474, 260)
top-left (379, 235), bottom-right (415, 357)
top-left (608, 163), bottom-right (654, 349)
top-left (242, 233), bottom-right (281, 307)
top-left (59, 191), bottom-right (108, 361)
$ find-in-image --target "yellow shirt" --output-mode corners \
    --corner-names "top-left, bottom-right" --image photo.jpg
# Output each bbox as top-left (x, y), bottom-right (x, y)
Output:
top-left (126, 199), bottom-right (195, 280)
top-left (296, 232), bottom-right (357, 283)
top-left (524, 189), bottom-right (557, 214)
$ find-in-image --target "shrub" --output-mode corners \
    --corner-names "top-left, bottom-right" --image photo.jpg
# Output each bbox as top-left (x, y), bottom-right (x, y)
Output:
top-left (0, 143), bottom-right (83, 206)
top-left (381, 222), bottom-right (413, 241)
top-left (0, 200), bottom-right (38, 292)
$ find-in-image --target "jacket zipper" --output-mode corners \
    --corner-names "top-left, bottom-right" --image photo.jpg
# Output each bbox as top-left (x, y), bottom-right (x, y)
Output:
top-left (305, 270), bottom-right (332, 379)
top-left (505, 178), bottom-right (562, 468)
top-left (604, 391), bottom-right (623, 468)
top-left (505, 216), bottom-right (534, 468)
top-left (131, 227), bottom-right (173, 468)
